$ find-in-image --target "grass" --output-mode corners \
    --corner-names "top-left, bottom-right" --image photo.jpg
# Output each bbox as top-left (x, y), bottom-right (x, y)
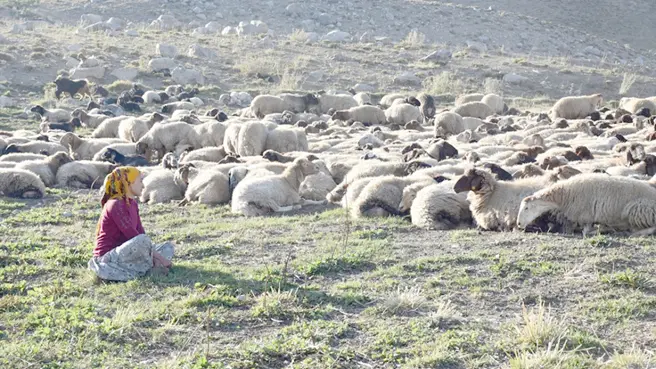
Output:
top-left (619, 72), bottom-right (638, 95)
top-left (422, 71), bottom-right (467, 96)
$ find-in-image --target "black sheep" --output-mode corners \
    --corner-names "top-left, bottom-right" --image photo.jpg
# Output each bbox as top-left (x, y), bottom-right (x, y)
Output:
top-left (101, 148), bottom-right (150, 167)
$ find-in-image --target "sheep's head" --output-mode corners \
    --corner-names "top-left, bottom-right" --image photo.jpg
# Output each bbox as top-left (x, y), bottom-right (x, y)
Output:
top-left (218, 155), bottom-right (242, 164)
top-left (228, 166), bottom-right (249, 195)
top-left (555, 165), bottom-right (581, 181)
top-left (561, 150), bottom-right (581, 162)
top-left (523, 134), bottom-right (545, 147)
top-left (294, 157), bottom-right (320, 176)
top-left (135, 140), bottom-right (149, 155)
top-left (331, 110), bottom-right (349, 121)
top-left (625, 143), bottom-right (646, 165)
top-left (403, 160), bottom-right (432, 175)
top-left (644, 155), bottom-right (656, 177)
top-left (180, 114), bottom-right (202, 125)
top-left (49, 152), bottom-right (74, 168)
top-left (101, 148), bottom-right (120, 163)
top-left (401, 142), bottom-right (423, 155)
top-left (149, 112), bottom-right (167, 124)
top-left (510, 152), bottom-right (535, 165)
top-left (522, 146), bottom-right (545, 159)
top-left (591, 93), bottom-right (604, 108)
top-left (517, 195), bottom-right (559, 230)
top-left (464, 151), bottom-right (480, 163)
top-left (426, 139), bottom-right (458, 161)
top-left (71, 108), bottom-right (87, 119)
top-left (161, 152), bottom-right (178, 169)
top-left (175, 163), bottom-right (195, 185)
top-left (262, 149), bottom-right (283, 162)
top-left (303, 93), bottom-right (320, 108)
top-left (399, 186), bottom-right (421, 215)
top-left (205, 108), bottom-right (219, 117)
top-left (454, 169), bottom-right (492, 193)
top-left (30, 105), bottom-right (46, 116)
top-left (161, 104), bottom-right (172, 114)
top-left (540, 156), bottom-right (564, 170)
top-left (35, 135), bottom-right (49, 142)
top-left (513, 164), bottom-right (544, 179)
top-left (404, 96), bottom-right (421, 107)
top-left (59, 133), bottom-right (83, 152)
top-left (575, 146), bottom-right (593, 160)
top-left (2, 143), bottom-right (20, 154)
top-left (87, 101), bottom-right (101, 110)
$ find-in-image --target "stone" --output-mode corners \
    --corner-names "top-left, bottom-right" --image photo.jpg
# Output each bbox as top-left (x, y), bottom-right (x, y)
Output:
top-left (171, 67), bottom-right (204, 85)
top-left (187, 44), bottom-right (216, 58)
top-left (124, 30), bottom-right (139, 37)
top-left (156, 43), bottom-right (177, 58)
top-left (70, 66), bottom-right (105, 79)
top-left (352, 83), bottom-right (375, 92)
top-left (221, 26), bottom-right (236, 35)
top-left (421, 49), bottom-right (451, 63)
top-left (285, 3), bottom-right (302, 15)
top-left (111, 67), bottom-right (139, 81)
top-left (466, 40), bottom-right (487, 53)
top-left (0, 96), bottom-right (14, 108)
top-left (148, 57), bottom-right (176, 71)
top-left (105, 17), bottom-right (123, 31)
top-left (204, 21), bottom-right (221, 32)
top-left (316, 13), bottom-right (331, 26)
top-left (394, 71), bottom-right (421, 86)
top-left (503, 73), bottom-right (528, 84)
top-left (230, 91), bottom-right (253, 107)
top-left (321, 30), bottom-right (351, 42)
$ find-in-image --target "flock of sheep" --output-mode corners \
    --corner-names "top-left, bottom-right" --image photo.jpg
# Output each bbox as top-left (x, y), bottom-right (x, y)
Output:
top-left (3, 75), bottom-right (656, 237)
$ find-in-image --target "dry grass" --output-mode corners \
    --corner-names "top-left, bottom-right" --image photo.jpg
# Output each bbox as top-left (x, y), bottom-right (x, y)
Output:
top-left (514, 301), bottom-right (568, 349)
top-left (619, 72), bottom-right (638, 95)
top-left (423, 71), bottom-right (466, 96)
top-left (289, 29), bottom-right (310, 43)
top-left (377, 286), bottom-right (429, 315)
top-left (484, 77), bottom-right (503, 95)
top-left (397, 30), bottom-right (426, 49)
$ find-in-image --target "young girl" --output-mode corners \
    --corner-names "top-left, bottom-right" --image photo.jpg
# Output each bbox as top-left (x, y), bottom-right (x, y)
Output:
top-left (88, 166), bottom-right (175, 281)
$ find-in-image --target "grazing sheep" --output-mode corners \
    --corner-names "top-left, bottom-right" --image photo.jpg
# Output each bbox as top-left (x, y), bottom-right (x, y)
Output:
top-left (0, 168), bottom-right (46, 198)
top-left (550, 94), bottom-right (603, 119)
top-left (140, 169), bottom-right (185, 204)
top-left (175, 164), bottom-right (230, 205)
top-left (30, 105), bottom-right (70, 123)
top-left (136, 122), bottom-right (201, 160)
top-left (619, 97), bottom-right (656, 115)
top-left (331, 105), bottom-right (387, 125)
top-left (481, 93), bottom-right (505, 114)
top-left (410, 182), bottom-right (472, 230)
top-left (100, 148), bottom-right (150, 167)
top-left (15, 152), bottom-right (73, 187)
top-left (193, 120), bottom-right (227, 148)
top-left (117, 113), bottom-right (167, 142)
top-left (279, 93), bottom-right (320, 113)
top-left (455, 93), bottom-right (484, 106)
top-left (59, 133), bottom-right (124, 160)
top-left (316, 93), bottom-right (358, 114)
top-left (250, 95), bottom-right (291, 118)
top-left (453, 168), bottom-right (558, 231)
top-left (385, 103), bottom-right (421, 125)
top-left (56, 161), bottom-right (116, 189)
top-left (53, 76), bottom-right (92, 100)
top-left (417, 92), bottom-right (435, 124)
top-left (353, 92), bottom-right (372, 106)
top-left (71, 108), bottom-right (110, 128)
top-left (434, 111), bottom-right (464, 136)
top-left (2, 141), bottom-right (66, 156)
top-left (453, 101), bottom-right (494, 119)
top-left (517, 173), bottom-right (656, 236)
top-left (231, 157), bottom-right (320, 216)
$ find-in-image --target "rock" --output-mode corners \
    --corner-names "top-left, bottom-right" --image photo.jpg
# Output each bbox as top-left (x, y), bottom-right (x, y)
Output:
top-left (79, 57), bottom-right (100, 68)
top-left (584, 46), bottom-right (602, 57)
top-left (218, 94), bottom-right (231, 105)
top-left (67, 44), bottom-right (83, 52)
top-left (148, 57), bottom-right (176, 72)
top-left (230, 91), bottom-right (253, 107)
top-left (171, 67), bottom-right (204, 85)
top-left (394, 71), bottom-right (421, 86)
top-left (70, 66), bottom-right (105, 79)
top-left (237, 20), bottom-right (268, 36)
top-left (466, 41), bottom-right (487, 53)
top-left (187, 44), bottom-right (216, 59)
top-left (352, 83), bottom-right (375, 92)
top-left (0, 96), bottom-right (14, 108)
top-left (300, 20), bottom-right (316, 32)
top-left (503, 73), bottom-right (528, 84)
top-left (151, 14), bottom-right (180, 30)
top-left (204, 21), bottom-right (221, 32)
top-left (80, 14), bottom-right (103, 26)
top-left (421, 49), bottom-right (451, 63)
top-left (359, 32), bottom-right (373, 43)
top-left (124, 30), bottom-right (139, 37)
top-left (306, 71), bottom-right (323, 82)
top-left (588, 111), bottom-right (601, 121)
top-left (221, 26), bottom-right (236, 35)
top-left (316, 13), bottom-right (331, 26)
top-left (111, 67), bottom-right (139, 81)
top-left (305, 32), bottom-right (319, 43)
top-left (156, 43), bottom-right (177, 58)
top-left (322, 30), bottom-right (351, 42)
top-left (65, 57), bottom-right (79, 68)
top-left (105, 17), bottom-right (123, 31)
top-left (285, 3), bottom-right (302, 15)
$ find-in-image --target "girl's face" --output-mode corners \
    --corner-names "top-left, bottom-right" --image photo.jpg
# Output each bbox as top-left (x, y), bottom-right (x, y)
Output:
top-left (129, 174), bottom-right (144, 197)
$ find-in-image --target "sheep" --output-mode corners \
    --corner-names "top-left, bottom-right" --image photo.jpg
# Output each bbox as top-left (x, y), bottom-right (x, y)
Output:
top-left (262, 149), bottom-right (319, 163)
top-left (30, 105), bottom-right (70, 123)
top-left (453, 168), bottom-right (558, 231)
top-left (249, 95), bottom-right (290, 118)
top-left (15, 152), bottom-right (73, 187)
top-left (175, 164), bottom-right (230, 205)
top-left (619, 97), bottom-right (656, 115)
top-left (117, 113), bottom-right (167, 142)
top-left (100, 148), bottom-right (150, 167)
top-left (193, 120), bottom-right (227, 148)
top-left (416, 93), bottom-right (435, 124)
top-left (91, 115), bottom-right (136, 138)
top-left (409, 182), bottom-right (472, 230)
top-left (481, 93), bottom-right (505, 114)
top-left (92, 143), bottom-right (137, 161)
top-left (53, 76), bottom-right (92, 100)
top-left (350, 175), bottom-right (439, 218)
top-left (71, 108), bottom-right (110, 128)
top-left (179, 146), bottom-right (227, 163)
top-left (455, 93), bottom-right (484, 106)
top-left (316, 93), bottom-right (358, 114)
top-left (40, 117), bottom-right (82, 133)
top-left (231, 157), bottom-right (320, 216)
top-left (0, 168), bottom-right (46, 198)
top-left (453, 102), bottom-right (494, 119)
top-left (2, 141), bottom-right (66, 156)
top-left (0, 153), bottom-right (47, 163)
top-left (331, 105), bottom-right (387, 125)
top-left (550, 94), bottom-right (603, 120)
top-left (59, 133), bottom-right (124, 160)
top-left (265, 127), bottom-right (308, 153)
top-left (136, 122), bottom-right (201, 160)
top-left (517, 173), bottom-right (656, 237)
top-left (385, 103), bottom-right (421, 125)
top-left (139, 169), bottom-right (185, 204)
top-left (379, 93), bottom-right (408, 108)
top-left (56, 161), bottom-right (116, 189)
top-left (353, 92), bottom-right (372, 106)
top-left (162, 101), bottom-right (195, 114)
top-left (223, 124), bottom-right (242, 155)
top-left (434, 111), bottom-right (465, 137)
top-left (236, 121), bottom-right (268, 157)
top-left (278, 93), bottom-right (320, 113)
top-left (299, 162), bottom-right (336, 202)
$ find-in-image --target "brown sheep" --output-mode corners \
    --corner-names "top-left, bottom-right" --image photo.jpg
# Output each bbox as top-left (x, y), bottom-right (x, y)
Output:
top-left (54, 76), bottom-right (93, 100)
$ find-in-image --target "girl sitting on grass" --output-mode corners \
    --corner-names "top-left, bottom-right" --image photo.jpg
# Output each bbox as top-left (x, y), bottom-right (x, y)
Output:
top-left (88, 166), bottom-right (174, 281)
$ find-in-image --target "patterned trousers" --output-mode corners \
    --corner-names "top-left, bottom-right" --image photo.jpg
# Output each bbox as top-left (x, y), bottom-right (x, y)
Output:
top-left (88, 234), bottom-right (175, 281)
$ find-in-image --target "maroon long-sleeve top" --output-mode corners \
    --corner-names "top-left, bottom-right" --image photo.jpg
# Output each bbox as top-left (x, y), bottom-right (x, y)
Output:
top-left (94, 198), bottom-right (145, 257)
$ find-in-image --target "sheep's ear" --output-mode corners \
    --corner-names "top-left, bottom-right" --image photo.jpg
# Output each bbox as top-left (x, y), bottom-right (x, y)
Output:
top-left (453, 175), bottom-right (472, 193)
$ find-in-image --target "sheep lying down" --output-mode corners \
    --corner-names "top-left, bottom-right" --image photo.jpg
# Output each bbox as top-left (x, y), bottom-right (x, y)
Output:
top-left (517, 174), bottom-right (656, 237)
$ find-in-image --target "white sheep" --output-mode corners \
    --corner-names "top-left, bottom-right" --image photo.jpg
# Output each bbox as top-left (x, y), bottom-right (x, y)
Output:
top-left (298, 160), bottom-right (336, 202)
top-left (72, 109), bottom-right (111, 129)
top-left (236, 121), bottom-right (268, 157)
top-left (550, 94), bottom-right (603, 119)
top-left (618, 97), bottom-right (656, 114)
top-left (350, 174), bottom-right (437, 218)
top-left (265, 127), bottom-right (308, 153)
top-left (30, 105), bottom-right (70, 122)
top-left (453, 101), bottom-right (494, 119)
top-left (3, 141), bottom-right (67, 155)
top-left (59, 133), bottom-right (124, 160)
top-left (410, 182), bottom-right (472, 230)
top-left (434, 111), bottom-right (465, 136)
top-left (194, 120), bottom-right (227, 148)
top-left (91, 115), bottom-right (140, 138)
top-left (180, 146), bottom-right (227, 163)
top-left (175, 164), bottom-right (230, 205)
top-left (249, 95), bottom-right (290, 118)
top-left (142, 90), bottom-right (165, 104)
top-left (385, 103), bottom-right (421, 125)
top-left (278, 93), bottom-right (319, 113)
top-left (162, 101), bottom-right (195, 114)
top-left (517, 173), bottom-right (656, 236)
top-left (136, 122), bottom-right (201, 160)
top-left (331, 105), bottom-right (387, 125)
top-left (316, 93), bottom-right (358, 114)
top-left (455, 93), bottom-right (484, 106)
top-left (0, 153), bottom-right (47, 163)
top-left (0, 168), bottom-right (47, 198)
top-left (481, 93), bottom-right (504, 114)
top-left (231, 157), bottom-right (320, 216)
top-left (117, 113), bottom-right (167, 142)
top-left (223, 123), bottom-right (242, 155)
top-left (56, 161), bottom-right (116, 189)
top-left (379, 93), bottom-right (407, 108)
top-left (15, 152), bottom-right (73, 187)
top-left (139, 169), bottom-right (186, 204)
top-left (353, 92), bottom-right (371, 106)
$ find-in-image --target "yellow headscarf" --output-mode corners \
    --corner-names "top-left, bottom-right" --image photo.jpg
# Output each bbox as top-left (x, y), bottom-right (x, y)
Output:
top-left (96, 166), bottom-right (141, 236)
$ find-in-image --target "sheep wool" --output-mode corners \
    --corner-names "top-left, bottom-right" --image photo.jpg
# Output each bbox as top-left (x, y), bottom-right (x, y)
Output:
top-left (56, 161), bottom-right (116, 189)
top-left (410, 183), bottom-right (471, 230)
top-left (385, 103), bottom-right (421, 125)
top-left (452, 101), bottom-right (494, 120)
top-left (550, 94), bottom-right (603, 120)
top-left (0, 168), bottom-right (47, 198)
top-left (332, 105), bottom-right (387, 125)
